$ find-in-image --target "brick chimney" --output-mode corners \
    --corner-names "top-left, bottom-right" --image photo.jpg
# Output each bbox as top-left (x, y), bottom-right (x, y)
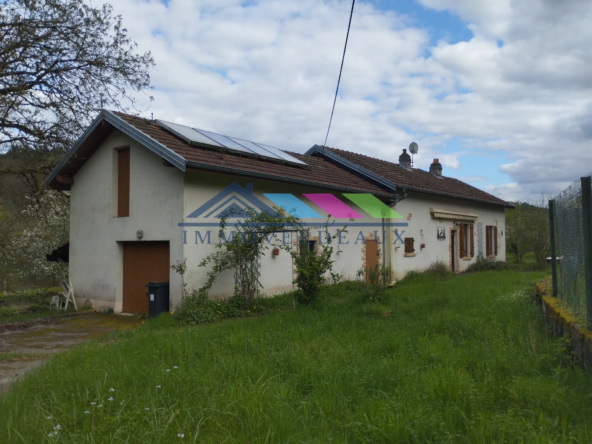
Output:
top-left (430, 158), bottom-right (442, 177)
top-left (399, 149), bottom-right (411, 169)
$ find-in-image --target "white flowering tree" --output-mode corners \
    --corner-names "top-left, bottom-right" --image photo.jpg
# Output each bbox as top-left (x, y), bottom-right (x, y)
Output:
top-left (6, 190), bottom-right (70, 281)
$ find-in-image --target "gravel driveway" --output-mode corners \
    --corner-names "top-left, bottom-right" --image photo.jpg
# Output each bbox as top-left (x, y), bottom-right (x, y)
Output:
top-left (0, 312), bottom-right (143, 393)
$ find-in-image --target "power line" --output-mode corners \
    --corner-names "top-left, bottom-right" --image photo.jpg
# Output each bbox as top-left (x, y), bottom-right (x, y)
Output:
top-left (323, 0), bottom-right (356, 148)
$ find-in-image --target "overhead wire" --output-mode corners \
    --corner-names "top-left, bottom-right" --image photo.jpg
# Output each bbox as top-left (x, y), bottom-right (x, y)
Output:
top-left (323, 0), bottom-right (356, 149)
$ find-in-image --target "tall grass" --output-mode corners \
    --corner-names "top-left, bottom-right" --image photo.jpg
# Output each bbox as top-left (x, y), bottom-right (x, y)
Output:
top-left (0, 287), bottom-right (67, 324)
top-left (2, 270), bottom-right (592, 443)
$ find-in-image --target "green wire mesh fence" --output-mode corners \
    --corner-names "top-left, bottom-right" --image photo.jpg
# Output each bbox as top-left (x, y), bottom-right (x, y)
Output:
top-left (554, 177), bottom-right (588, 322)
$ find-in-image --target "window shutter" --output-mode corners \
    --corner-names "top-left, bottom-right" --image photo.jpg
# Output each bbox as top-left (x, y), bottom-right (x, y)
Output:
top-left (459, 224), bottom-right (465, 257)
top-left (117, 148), bottom-right (130, 217)
top-left (494, 226), bottom-right (498, 256)
top-left (486, 226), bottom-right (491, 256)
top-left (470, 224), bottom-right (474, 257)
top-left (411, 238), bottom-right (415, 253)
top-left (405, 238), bottom-right (415, 254)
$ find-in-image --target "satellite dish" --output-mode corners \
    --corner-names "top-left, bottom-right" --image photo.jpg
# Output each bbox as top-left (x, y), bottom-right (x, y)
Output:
top-left (409, 142), bottom-right (418, 155)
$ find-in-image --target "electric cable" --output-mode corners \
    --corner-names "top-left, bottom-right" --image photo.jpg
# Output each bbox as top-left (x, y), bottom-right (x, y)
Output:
top-left (323, 0), bottom-right (356, 148)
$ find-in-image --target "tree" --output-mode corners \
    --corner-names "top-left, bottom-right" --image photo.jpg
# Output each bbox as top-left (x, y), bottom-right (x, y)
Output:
top-left (0, 189), bottom-right (69, 290)
top-left (506, 198), bottom-right (550, 265)
top-left (0, 0), bottom-right (153, 288)
top-left (506, 203), bottom-right (525, 263)
top-left (0, 0), bottom-right (154, 193)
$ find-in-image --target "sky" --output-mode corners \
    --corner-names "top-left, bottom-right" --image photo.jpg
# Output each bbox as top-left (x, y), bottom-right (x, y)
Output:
top-left (103, 0), bottom-right (592, 202)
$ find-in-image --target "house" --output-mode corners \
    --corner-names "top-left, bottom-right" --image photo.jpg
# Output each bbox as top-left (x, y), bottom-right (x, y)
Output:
top-left (45, 110), bottom-right (513, 313)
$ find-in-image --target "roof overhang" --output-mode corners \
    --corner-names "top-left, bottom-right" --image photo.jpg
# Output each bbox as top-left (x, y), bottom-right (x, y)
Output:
top-left (305, 145), bottom-right (398, 192)
top-left (44, 110), bottom-right (186, 190)
top-left (186, 161), bottom-right (397, 199)
top-left (430, 207), bottom-right (478, 222)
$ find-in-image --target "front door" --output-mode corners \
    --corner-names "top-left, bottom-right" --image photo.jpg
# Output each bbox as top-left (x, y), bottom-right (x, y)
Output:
top-left (450, 230), bottom-right (457, 272)
top-left (122, 241), bottom-right (170, 314)
top-left (365, 238), bottom-right (379, 283)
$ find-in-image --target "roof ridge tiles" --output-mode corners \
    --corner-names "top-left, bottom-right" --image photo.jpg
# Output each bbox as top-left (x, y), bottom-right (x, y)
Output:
top-left (318, 145), bottom-right (512, 208)
top-left (326, 146), bottom-right (449, 177)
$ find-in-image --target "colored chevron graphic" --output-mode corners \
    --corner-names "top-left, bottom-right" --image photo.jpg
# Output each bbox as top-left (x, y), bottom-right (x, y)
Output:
top-left (263, 194), bottom-right (322, 218)
top-left (343, 193), bottom-right (402, 218)
top-left (303, 193), bottom-right (363, 219)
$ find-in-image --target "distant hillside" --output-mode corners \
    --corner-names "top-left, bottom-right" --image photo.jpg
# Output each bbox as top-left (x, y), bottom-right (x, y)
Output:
top-left (0, 148), bottom-right (65, 243)
top-left (0, 148), bottom-right (64, 217)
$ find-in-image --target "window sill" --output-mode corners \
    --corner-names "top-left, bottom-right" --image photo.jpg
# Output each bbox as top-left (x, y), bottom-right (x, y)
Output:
top-left (462, 256), bottom-right (472, 261)
top-left (404, 252), bottom-right (416, 257)
top-left (488, 255), bottom-right (497, 259)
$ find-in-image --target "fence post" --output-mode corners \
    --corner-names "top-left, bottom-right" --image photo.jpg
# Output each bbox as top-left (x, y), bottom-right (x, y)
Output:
top-left (549, 199), bottom-right (558, 297)
top-left (581, 176), bottom-right (592, 329)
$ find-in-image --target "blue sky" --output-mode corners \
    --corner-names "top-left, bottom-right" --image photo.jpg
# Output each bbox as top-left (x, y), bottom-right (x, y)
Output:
top-left (107, 0), bottom-right (592, 202)
top-left (370, 0), bottom-right (472, 45)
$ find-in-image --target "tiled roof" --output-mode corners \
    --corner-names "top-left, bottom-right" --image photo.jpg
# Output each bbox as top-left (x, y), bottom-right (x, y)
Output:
top-left (47, 110), bottom-right (510, 209)
top-left (319, 147), bottom-right (512, 208)
top-left (115, 113), bottom-right (393, 196)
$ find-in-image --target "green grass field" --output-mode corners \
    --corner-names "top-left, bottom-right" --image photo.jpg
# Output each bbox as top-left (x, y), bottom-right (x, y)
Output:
top-left (0, 287), bottom-right (73, 325)
top-left (2, 269), bottom-right (592, 443)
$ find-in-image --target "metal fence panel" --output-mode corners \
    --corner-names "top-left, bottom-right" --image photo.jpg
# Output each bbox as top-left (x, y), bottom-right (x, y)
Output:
top-left (554, 177), bottom-right (588, 321)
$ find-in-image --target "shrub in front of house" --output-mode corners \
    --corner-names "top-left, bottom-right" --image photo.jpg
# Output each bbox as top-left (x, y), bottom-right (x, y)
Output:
top-left (400, 261), bottom-right (454, 284)
top-left (466, 259), bottom-right (512, 273)
top-left (175, 289), bottom-right (264, 325)
top-left (364, 264), bottom-right (391, 302)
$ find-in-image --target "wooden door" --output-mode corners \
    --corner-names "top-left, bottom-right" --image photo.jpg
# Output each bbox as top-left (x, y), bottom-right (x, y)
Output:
top-left (365, 238), bottom-right (379, 283)
top-left (450, 230), bottom-right (457, 272)
top-left (122, 241), bottom-right (170, 314)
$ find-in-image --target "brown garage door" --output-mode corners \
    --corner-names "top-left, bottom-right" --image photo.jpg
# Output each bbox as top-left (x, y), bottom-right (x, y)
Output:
top-left (122, 241), bottom-right (170, 314)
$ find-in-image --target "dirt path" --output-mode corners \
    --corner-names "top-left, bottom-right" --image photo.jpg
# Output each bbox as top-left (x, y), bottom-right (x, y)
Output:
top-left (0, 312), bottom-right (143, 393)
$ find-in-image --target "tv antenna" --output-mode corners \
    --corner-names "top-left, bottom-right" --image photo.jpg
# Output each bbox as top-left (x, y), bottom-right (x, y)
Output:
top-left (409, 142), bottom-right (418, 167)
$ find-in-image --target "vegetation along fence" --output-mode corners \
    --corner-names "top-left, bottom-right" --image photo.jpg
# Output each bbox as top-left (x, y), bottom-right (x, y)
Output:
top-left (551, 175), bottom-right (592, 327)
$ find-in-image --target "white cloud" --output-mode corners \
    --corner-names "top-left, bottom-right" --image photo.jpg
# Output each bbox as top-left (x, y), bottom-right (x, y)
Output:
top-left (102, 0), bottom-right (592, 202)
top-left (483, 183), bottom-right (524, 203)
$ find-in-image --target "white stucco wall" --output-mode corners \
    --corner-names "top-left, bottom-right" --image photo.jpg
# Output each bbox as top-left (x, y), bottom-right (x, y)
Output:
top-left (179, 171), bottom-right (507, 297)
top-left (388, 192), bottom-right (506, 280)
top-left (180, 171), bottom-right (380, 299)
top-left (69, 131), bottom-right (184, 311)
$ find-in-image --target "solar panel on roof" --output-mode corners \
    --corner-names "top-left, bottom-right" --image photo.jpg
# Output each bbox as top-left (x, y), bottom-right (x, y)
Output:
top-left (156, 119), bottom-right (307, 167)
top-left (194, 129), bottom-right (254, 155)
top-left (226, 136), bottom-right (283, 160)
top-left (156, 120), bottom-right (223, 147)
top-left (254, 142), bottom-right (307, 165)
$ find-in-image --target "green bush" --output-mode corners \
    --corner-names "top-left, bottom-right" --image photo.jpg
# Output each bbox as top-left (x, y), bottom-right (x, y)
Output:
top-left (466, 258), bottom-right (549, 273)
top-left (360, 264), bottom-right (392, 303)
top-left (292, 237), bottom-right (339, 305)
top-left (400, 262), bottom-right (455, 284)
top-left (466, 258), bottom-right (511, 273)
top-left (175, 290), bottom-right (264, 326)
top-left (426, 261), bottom-right (454, 277)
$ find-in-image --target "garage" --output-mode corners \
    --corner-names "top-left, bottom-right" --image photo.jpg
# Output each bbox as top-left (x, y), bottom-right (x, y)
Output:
top-left (122, 241), bottom-right (170, 314)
